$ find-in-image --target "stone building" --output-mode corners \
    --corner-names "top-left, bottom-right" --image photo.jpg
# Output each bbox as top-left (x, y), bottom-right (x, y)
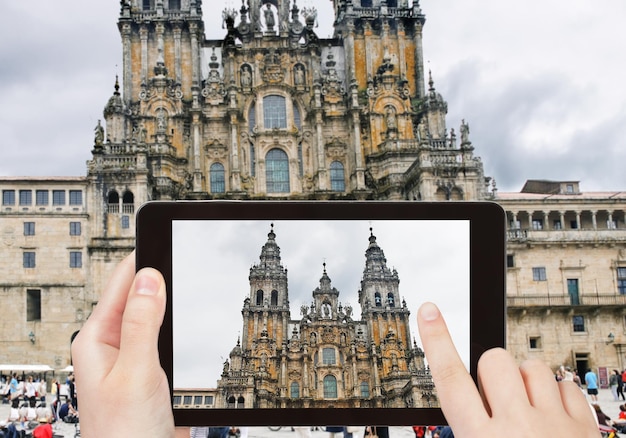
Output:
top-left (1, 0), bottom-right (625, 388)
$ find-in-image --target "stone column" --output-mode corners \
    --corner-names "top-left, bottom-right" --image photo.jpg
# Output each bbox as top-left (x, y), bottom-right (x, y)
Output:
top-left (575, 211), bottom-right (581, 230)
top-left (192, 115), bottom-right (202, 192)
top-left (559, 211), bottom-right (565, 229)
top-left (121, 23), bottom-right (132, 103)
top-left (543, 211), bottom-right (550, 230)
top-left (140, 26), bottom-right (149, 84)
top-left (591, 211), bottom-right (598, 230)
top-left (173, 25), bottom-right (183, 84)
top-left (189, 23), bottom-right (200, 87)
top-left (609, 212), bottom-right (615, 229)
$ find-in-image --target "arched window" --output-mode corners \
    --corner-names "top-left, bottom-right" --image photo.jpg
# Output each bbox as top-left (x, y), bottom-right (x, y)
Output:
top-left (271, 290), bottom-right (279, 306)
top-left (360, 381), bottom-right (370, 398)
top-left (374, 292), bottom-right (382, 307)
top-left (237, 396), bottom-right (245, 409)
top-left (330, 161), bottom-right (345, 192)
top-left (210, 163), bottom-right (226, 193)
top-left (387, 293), bottom-right (395, 307)
top-left (266, 149), bottom-right (290, 193)
top-left (107, 190), bottom-right (119, 213)
top-left (263, 95), bottom-right (287, 129)
top-left (323, 375), bottom-right (337, 398)
top-left (256, 290), bottom-right (264, 306)
top-left (122, 191), bottom-right (134, 213)
top-left (227, 396), bottom-right (236, 408)
top-left (290, 382), bottom-right (300, 398)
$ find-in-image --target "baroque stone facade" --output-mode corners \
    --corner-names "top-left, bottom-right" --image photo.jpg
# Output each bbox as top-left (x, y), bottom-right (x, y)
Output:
top-left (209, 226), bottom-right (436, 409)
top-left (1, 0), bottom-right (626, 391)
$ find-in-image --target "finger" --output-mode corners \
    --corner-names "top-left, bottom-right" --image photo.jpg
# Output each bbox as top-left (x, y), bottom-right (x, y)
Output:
top-left (417, 302), bottom-right (489, 431)
top-left (477, 349), bottom-right (532, 415)
top-left (116, 267), bottom-right (167, 374)
top-left (558, 381), bottom-right (599, 431)
top-left (518, 359), bottom-right (565, 410)
top-left (72, 252), bottom-right (136, 377)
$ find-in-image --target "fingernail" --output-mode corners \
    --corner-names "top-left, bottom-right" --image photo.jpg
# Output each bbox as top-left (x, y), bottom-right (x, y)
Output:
top-left (420, 302), bottom-right (440, 321)
top-left (135, 270), bottom-right (160, 296)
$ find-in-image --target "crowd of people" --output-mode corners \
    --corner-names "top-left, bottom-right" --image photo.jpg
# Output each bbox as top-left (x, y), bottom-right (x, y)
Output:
top-left (0, 373), bottom-right (79, 437)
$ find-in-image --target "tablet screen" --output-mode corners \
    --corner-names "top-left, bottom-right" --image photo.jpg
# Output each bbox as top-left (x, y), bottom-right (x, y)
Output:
top-left (136, 200), bottom-right (505, 426)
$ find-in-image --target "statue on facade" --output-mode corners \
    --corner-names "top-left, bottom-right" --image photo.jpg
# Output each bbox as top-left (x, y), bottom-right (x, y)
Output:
top-left (294, 64), bottom-right (305, 86)
top-left (460, 119), bottom-right (470, 144)
top-left (385, 106), bottom-right (398, 136)
top-left (94, 120), bottom-right (104, 147)
top-left (264, 3), bottom-right (275, 30)
top-left (240, 65), bottom-right (252, 87)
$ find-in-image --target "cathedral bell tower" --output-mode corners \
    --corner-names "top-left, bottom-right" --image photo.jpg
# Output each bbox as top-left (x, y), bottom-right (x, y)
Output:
top-left (242, 224), bottom-right (290, 352)
top-left (358, 229), bottom-right (411, 348)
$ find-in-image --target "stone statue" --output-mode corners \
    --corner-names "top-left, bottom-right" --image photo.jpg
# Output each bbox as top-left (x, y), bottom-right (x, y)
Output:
top-left (460, 119), bottom-right (470, 143)
top-left (264, 3), bottom-right (275, 30)
top-left (240, 65), bottom-right (252, 87)
top-left (294, 65), bottom-right (305, 86)
top-left (94, 120), bottom-right (104, 147)
top-left (385, 106), bottom-right (397, 132)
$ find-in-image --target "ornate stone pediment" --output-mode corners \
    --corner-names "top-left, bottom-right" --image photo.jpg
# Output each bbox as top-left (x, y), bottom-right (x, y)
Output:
top-left (201, 50), bottom-right (226, 105)
top-left (261, 49), bottom-right (285, 84)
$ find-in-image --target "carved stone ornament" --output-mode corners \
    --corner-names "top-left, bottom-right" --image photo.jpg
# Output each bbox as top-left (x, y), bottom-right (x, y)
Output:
top-left (261, 49), bottom-right (285, 84)
top-left (202, 49), bottom-right (227, 105)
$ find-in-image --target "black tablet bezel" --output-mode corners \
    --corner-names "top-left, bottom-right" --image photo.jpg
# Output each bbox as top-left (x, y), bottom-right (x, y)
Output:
top-left (136, 200), bottom-right (505, 426)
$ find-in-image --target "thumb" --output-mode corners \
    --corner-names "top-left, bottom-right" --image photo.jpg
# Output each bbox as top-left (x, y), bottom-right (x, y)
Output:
top-left (117, 267), bottom-right (167, 372)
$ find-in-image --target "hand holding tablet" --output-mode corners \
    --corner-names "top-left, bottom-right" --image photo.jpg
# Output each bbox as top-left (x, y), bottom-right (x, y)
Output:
top-left (134, 200), bottom-right (505, 426)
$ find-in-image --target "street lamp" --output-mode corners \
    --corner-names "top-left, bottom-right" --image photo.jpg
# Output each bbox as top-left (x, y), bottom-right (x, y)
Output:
top-left (28, 331), bottom-right (36, 344)
top-left (607, 332), bottom-right (615, 344)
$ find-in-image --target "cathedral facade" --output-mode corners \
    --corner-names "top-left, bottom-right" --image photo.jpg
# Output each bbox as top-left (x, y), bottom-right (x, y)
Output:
top-left (1, 0), bottom-right (626, 394)
top-left (211, 226), bottom-right (436, 409)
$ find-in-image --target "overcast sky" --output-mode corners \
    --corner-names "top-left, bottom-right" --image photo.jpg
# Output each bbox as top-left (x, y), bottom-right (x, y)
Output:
top-left (172, 220), bottom-right (469, 389)
top-left (1, 1), bottom-right (625, 192)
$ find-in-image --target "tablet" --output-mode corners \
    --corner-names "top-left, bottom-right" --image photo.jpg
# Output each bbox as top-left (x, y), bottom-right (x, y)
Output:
top-left (136, 201), bottom-right (505, 426)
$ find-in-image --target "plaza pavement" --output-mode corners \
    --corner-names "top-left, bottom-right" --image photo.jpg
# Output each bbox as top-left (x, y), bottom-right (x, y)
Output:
top-left (1, 388), bottom-right (623, 437)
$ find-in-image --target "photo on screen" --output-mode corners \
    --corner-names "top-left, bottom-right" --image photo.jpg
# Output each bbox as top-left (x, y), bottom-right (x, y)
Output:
top-left (171, 219), bottom-right (469, 411)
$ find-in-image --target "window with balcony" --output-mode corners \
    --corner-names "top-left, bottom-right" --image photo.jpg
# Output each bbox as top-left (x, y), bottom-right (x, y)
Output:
top-left (532, 267), bottom-right (547, 281)
top-left (122, 191), bottom-right (134, 213)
